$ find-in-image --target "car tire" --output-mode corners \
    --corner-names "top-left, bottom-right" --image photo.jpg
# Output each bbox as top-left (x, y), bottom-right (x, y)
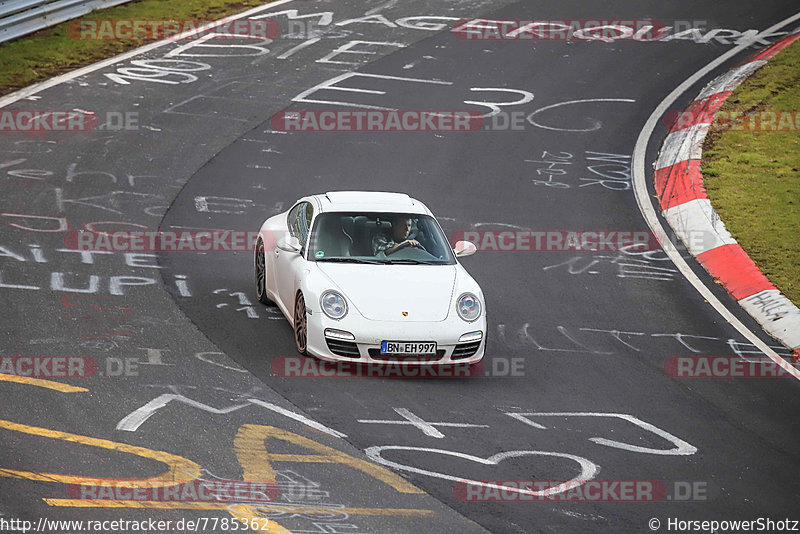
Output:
top-left (254, 239), bottom-right (271, 304)
top-left (294, 292), bottom-right (308, 355)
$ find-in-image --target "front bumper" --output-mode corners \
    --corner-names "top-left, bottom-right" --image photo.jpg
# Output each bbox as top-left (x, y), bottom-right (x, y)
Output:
top-left (305, 311), bottom-right (486, 365)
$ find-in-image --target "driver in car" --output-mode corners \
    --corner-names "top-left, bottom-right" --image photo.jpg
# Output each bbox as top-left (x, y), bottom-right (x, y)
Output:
top-left (372, 216), bottom-right (420, 255)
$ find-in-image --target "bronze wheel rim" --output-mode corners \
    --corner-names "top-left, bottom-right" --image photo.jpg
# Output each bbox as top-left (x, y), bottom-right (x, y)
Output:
top-left (294, 294), bottom-right (307, 353)
top-left (255, 241), bottom-right (266, 299)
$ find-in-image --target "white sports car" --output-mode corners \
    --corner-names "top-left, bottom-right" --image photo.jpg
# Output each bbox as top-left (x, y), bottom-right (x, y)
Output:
top-left (254, 191), bottom-right (486, 365)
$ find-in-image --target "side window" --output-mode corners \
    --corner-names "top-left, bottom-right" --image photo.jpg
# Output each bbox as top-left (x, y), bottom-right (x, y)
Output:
top-left (288, 202), bottom-right (314, 245)
top-left (287, 203), bottom-right (301, 239)
top-left (301, 203), bottom-right (314, 243)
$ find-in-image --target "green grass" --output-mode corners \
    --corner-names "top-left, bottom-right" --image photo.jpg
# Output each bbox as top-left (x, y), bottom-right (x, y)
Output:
top-left (702, 40), bottom-right (800, 305)
top-left (0, 0), bottom-right (275, 96)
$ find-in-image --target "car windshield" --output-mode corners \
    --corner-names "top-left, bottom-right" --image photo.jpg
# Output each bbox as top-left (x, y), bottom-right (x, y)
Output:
top-left (307, 212), bottom-right (456, 265)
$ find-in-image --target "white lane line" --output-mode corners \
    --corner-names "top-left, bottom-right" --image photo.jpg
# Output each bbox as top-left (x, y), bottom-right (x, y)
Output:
top-left (632, 12), bottom-right (800, 381)
top-left (0, 0), bottom-right (299, 109)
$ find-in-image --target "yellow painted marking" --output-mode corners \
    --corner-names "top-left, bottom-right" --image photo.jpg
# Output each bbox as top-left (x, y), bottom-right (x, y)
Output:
top-left (0, 419), bottom-right (200, 487)
top-left (44, 499), bottom-right (435, 517)
top-left (234, 425), bottom-right (422, 494)
top-left (230, 424), bottom-right (293, 531)
top-left (44, 499), bottom-right (219, 509)
top-left (234, 423), bottom-right (277, 482)
top-left (0, 373), bottom-right (87, 393)
top-left (229, 505), bottom-right (287, 534)
top-left (32, 423), bottom-right (434, 534)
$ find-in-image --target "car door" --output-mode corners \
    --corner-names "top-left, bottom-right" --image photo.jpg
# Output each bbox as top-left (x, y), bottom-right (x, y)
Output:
top-left (275, 201), bottom-right (312, 314)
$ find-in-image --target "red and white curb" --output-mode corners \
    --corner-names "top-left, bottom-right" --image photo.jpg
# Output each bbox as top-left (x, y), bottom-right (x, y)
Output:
top-left (655, 32), bottom-right (800, 355)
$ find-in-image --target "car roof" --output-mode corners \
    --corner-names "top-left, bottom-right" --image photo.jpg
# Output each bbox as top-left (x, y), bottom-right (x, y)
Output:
top-left (311, 191), bottom-right (431, 215)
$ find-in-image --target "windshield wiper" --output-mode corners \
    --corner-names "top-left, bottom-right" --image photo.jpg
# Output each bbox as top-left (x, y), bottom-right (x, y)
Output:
top-left (383, 259), bottom-right (439, 265)
top-left (316, 257), bottom-right (386, 265)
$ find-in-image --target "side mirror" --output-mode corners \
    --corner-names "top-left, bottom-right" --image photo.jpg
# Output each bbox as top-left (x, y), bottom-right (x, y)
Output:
top-left (453, 240), bottom-right (477, 258)
top-left (277, 235), bottom-right (302, 253)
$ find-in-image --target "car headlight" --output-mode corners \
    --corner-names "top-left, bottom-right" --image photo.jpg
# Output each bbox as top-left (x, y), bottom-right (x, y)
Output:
top-left (456, 293), bottom-right (481, 322)
top-left (320, 290), bottom-right (347, 319)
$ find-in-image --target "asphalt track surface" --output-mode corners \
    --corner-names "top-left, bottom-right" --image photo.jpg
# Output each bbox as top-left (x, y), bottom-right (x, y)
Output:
top-left (1, 1), bottom-right (800, 533)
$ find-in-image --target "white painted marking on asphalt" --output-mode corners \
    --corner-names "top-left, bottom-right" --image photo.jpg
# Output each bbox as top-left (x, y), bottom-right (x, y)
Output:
top-left (248, 399), bottom-right (347, 438)
top-left (277, 37), bottom-right (321, 59)
top-left (505, 413), bottom-right (547, 429)
top-left (165, 36), bottom-right (272, 58)
top-left (465, 87), bottom-right (534, 117)
top-left (357, 407), bottom-right (489, 438)
top-left (365, 446), bottom-right (599, 497)
top-left (250, 9), bottom-right (334, 26)
top-left (292, 72), bottom-right (451, 110)
top-left (527, 98), bottom-right (636, 131)
top-left (116, 394), bottom-right (250, 431)
top-left (116, 393), bottom-right (346, 438)
top-left (335, 14), bottom-right (397, 28)
top-left (317, 40), bottom-right (406, 65)
top-left (580, 328), bottom-right (645, 352)
top-left (506, 412), bottom-right (697, 455)
top-left (631, 14), bottom-right (800, 380)
top-left (193, 352), bottom-right (249, 373)
top-left (365, 0), bottom-right (399, 16)
top-left (556, 326), bottom-right (610, 354)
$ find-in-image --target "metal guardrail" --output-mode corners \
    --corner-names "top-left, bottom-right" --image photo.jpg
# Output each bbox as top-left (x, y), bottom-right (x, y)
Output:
top-left (0, 0), bottom-right (133, 44)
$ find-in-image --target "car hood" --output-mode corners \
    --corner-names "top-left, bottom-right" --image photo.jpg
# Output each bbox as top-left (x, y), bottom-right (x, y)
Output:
top-left (315, 263), bottom-right (457, 321)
